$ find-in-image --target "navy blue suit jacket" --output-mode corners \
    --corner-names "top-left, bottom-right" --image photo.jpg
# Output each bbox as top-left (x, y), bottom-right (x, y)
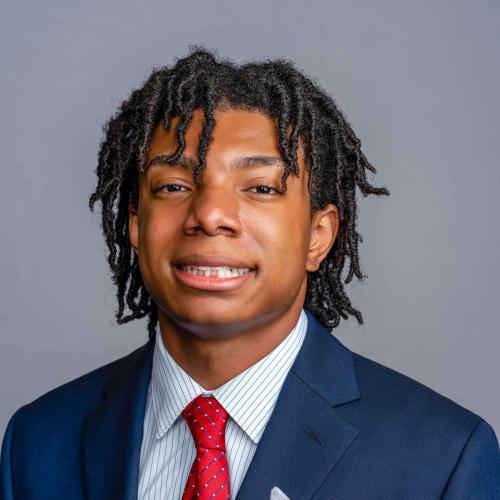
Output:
top-left (2, 309), bottom-right (500, 499)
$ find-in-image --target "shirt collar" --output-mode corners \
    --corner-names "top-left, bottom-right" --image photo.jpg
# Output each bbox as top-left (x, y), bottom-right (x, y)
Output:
top-left (150, 309), bottom-right (308, 444)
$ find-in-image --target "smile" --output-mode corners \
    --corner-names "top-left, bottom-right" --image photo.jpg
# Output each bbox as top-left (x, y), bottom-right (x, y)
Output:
top-left (179, 265), bottom-right (252, 278)
top-left (173, 265), bottom-right (255, 291)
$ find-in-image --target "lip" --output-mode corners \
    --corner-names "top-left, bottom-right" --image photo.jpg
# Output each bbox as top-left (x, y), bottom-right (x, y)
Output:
top-left (174, 253), bottom-right (255, 270)
top-left (173, 266), bottom-right (255, 291)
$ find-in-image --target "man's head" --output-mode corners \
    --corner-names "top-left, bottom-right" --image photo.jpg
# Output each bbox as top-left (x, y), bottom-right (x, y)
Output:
top-left (126, 107), bottom-right (337, 340)
top-left (89, 47), bottom-right (389, 340)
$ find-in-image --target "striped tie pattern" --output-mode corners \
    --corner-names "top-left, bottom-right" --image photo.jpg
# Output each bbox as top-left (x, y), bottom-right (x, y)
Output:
top-left (181, 395), bottom-right (231, 499)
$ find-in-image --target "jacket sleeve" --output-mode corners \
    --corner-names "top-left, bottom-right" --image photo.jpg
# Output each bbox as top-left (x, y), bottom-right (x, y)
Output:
top-left (441, 418), bottom-right (500, 499)
top-left (0, 411), bottom-right (18, 500)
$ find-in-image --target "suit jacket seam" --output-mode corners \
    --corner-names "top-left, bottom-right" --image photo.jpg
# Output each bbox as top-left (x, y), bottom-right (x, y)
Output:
top-left (310, 421), bottom-right (360, 499)
top-left (438, 416), bottom-right (483, 498)
top-left (290, 370), bottom-right (332, 407)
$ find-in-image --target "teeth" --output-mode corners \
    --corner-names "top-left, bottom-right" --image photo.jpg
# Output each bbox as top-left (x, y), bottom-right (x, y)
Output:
top-left (181, 265), bottom-right (251, 278)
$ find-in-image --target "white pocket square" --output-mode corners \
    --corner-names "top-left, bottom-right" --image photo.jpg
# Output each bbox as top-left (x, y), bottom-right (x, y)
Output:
top-left (270, 486), bottom-right (290, 500)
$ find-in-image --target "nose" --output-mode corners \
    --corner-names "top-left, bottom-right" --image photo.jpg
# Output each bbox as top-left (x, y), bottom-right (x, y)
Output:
top-left (183, 183), bottom-right (243, 237)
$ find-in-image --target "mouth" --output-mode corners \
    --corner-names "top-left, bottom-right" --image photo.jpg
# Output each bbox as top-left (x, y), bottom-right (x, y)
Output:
top-left (172, 256), bottom-right (256, 292)
top-left (173, 265), bottom-right (255, 291)
top-left (176, 264), bottom-right (253, 278)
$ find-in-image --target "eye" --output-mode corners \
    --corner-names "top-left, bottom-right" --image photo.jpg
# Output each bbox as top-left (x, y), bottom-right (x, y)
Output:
top-left (153, 183), bottom-right (189, 193)
top-left (248, 185), bottom-right (281, 195)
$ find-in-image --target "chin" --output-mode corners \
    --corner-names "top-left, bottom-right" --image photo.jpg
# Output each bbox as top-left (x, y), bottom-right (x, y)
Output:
top-left (160, 302), bottom-right (258, 335)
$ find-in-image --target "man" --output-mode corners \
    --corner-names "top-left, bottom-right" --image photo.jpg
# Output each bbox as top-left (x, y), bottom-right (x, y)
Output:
top-left (1, 47), bottom-right (499, 499)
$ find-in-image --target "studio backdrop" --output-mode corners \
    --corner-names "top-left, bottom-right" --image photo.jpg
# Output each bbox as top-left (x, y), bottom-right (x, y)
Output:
top-left (1, 0), bottom-right (499, 435)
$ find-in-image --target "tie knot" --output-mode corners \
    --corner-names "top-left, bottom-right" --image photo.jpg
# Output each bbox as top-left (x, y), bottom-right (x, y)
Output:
top-left (182, 395), bottom-right (228, 451)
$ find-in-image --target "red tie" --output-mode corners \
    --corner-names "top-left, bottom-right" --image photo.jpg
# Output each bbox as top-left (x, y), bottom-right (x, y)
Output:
top-left (181, 395), bottom-right (231, 500)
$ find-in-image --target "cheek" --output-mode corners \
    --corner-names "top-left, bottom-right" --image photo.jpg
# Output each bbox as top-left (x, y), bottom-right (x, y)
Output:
top-left (255, 209), bottom-right (309, 269)
top-left (140, 208), bottom-right (180, 257)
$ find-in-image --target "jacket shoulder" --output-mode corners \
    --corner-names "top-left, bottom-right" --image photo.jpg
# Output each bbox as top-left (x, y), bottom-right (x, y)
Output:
top-left (1, 342), bottom-right (152, 498)
top-left (352, 352), bottom-right (481, 420)
top-left (346, 349), bottom-right (497, 466)
top-left (12, 342), bottom-right (151, 432)
top-left (327, 348), bottom-right (500, 496)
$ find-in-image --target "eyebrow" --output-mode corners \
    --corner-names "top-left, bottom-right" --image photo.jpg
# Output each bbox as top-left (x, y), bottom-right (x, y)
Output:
top-left (146, 154), bottom-right (287, 171)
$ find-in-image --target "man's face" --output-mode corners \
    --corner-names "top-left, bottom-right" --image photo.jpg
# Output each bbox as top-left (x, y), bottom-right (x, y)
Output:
top-left (129, 107), bottom-right (337, 338)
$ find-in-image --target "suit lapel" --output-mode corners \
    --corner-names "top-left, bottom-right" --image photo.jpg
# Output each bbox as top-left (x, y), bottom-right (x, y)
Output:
top-left (236, 310), bottom-right (361, 499)
top-left (81, 340), bottom-right (154, 500)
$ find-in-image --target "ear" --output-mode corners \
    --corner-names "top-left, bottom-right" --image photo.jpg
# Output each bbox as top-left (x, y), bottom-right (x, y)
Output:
top-left (128, 203), bottom-right (139, 255)
top-left (306, 204), bottom-right (339, 272)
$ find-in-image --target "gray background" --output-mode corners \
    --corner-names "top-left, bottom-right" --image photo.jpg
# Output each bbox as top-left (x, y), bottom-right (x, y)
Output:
top-left (1, 0), bottom-right (499, 437)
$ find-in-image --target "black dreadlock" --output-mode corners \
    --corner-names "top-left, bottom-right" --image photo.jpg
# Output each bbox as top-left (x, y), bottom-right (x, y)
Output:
top-left (89, 46), bottom-right (389, 341)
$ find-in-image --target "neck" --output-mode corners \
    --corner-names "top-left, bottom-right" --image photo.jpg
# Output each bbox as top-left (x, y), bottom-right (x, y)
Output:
top-left (157, 300), bottom-right (305, 390)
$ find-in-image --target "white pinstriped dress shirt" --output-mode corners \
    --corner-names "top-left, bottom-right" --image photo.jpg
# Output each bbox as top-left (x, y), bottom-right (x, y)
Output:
top-left (138, 308), bottom-right (308, 500)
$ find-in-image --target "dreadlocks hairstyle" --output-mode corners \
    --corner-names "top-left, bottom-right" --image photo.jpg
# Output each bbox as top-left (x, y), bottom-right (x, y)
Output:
top-left (89, 46), bottom-right (390, 341)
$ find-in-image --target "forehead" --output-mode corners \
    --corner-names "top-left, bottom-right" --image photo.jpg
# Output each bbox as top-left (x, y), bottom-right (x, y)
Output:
top-left (144, 108), bottom-right (309, 188)
top-left (147, 107), bottom-right (284, 160)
